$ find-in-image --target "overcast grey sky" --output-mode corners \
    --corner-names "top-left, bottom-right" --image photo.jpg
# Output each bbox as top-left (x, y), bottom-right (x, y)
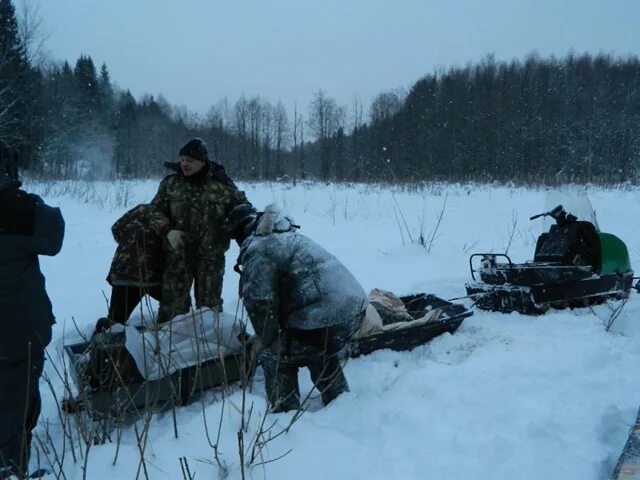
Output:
top-left (34, 0), bottom-right (640, 120)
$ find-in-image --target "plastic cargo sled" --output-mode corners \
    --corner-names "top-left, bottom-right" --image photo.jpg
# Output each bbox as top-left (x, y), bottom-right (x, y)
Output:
top-left (612, 406), bottom-right (640, 479)
top-left (350, 292), bottom-right (473, 357)
top-left (64, 339), bottom-right (249, 419)
top-left (63, 310), bottom-right (252, 419)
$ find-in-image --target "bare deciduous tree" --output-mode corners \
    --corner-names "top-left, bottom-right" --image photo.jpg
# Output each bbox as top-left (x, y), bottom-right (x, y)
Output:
top-left (307, 89), bottom-right (344, 141)
top-left (308, 90), bottom-right (346, 180)
top-left (16, 0), bottom-right (49, 67)
top-left (272, 102), bottom-right (289, 178)
top-left (369, 89), bottom-right (406, 124)
top-left (351, 95), bottom-right (364, 131)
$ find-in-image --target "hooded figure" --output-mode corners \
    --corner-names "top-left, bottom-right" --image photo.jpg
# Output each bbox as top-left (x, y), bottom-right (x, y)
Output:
top-left (148, 138), bottom-right (249, 323)
top-left (0, 172), bottom-right (64, 477)
top-left (93, 203), bottom-right (167, 332)
top-left (226, 203), bottom-right (367, 412)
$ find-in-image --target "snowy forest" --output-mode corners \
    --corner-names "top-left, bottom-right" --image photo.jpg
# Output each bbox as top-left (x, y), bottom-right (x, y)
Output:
top-left (2, 0), bottom-right (640, 185)
top-left (3, 1), bottom-right (640, 479)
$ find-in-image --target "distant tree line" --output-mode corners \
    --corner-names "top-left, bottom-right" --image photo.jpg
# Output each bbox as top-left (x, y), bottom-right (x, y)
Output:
top-left (359, 53), bottom-right (640, 185)
top-left (1, 0), bottom-right (639, 184)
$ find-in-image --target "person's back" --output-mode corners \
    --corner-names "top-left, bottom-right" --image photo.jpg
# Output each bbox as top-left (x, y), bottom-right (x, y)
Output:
top-left (0, 172), bottom-right (64, 477)
top-left (92, 203), bottom-right (166, 332)
top-left (241, 224), bottom-right (366, 333)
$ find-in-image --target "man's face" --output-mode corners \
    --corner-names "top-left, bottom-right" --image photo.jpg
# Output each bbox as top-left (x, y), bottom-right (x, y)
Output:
top-left (180, 155), bottom-right (206, 176)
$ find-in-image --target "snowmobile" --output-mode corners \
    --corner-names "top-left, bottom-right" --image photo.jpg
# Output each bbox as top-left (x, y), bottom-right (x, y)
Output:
top-left (465, 205), bottom-right (633, 314)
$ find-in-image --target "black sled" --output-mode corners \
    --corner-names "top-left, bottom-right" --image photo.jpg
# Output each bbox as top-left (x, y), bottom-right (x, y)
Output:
top-left (63, 331), bottom-right (253, 421)
top-left (350, 293), bottom-right (473, 357)
top-left (465, 205), bottom-right (633, 314)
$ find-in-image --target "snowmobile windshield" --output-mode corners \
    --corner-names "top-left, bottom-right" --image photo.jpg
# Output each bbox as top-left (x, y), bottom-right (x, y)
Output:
top-left (541, 189), bottom-right (599, 231)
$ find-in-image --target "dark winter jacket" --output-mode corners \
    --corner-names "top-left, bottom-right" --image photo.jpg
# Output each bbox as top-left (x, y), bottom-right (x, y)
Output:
top-left (239, 205), bottom-right (367, 346)
top-left (107, 204), bottom-right (165, 287)
top-left (0, 173), bottom-right (65, 361)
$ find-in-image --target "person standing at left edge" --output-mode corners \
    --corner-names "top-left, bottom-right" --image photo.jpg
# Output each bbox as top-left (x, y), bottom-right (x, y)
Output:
top-left (0, 170), bottom-right (65, 478)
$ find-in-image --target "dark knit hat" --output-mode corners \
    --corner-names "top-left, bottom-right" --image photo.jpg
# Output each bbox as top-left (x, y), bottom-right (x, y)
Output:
top-left (224, 203), bottom-right (258, 248)
top-left (224, 203), bottom-right (257, 235)
top-left (179, 138), bottom-right (209, 161)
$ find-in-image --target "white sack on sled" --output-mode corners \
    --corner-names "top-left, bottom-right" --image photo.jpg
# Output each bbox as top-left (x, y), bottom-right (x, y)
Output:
top-left (124, 308), bottom-right (244, 381)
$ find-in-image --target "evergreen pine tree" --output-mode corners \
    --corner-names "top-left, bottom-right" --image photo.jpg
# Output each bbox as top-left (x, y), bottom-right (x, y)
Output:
top-left (0, 0), bottom-right (31, 170)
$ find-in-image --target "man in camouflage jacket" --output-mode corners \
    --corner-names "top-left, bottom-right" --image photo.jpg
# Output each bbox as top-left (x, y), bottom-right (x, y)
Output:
top-left (149, 138), bottom-right (249, 323)
top-left (95, 203), bottom-right (165, 331)
top-left (107, 204), bottom-right (165, 289)
top-left (225, 203), bottom-right (367, 413)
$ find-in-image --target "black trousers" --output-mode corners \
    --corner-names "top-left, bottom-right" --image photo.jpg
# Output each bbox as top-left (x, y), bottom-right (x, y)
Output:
top-left (260, 323), bottom-right (355, 413)
top-left (0, 349), bottom-right (44, 476)
top-left (108, 284), bottom-right (162, 325)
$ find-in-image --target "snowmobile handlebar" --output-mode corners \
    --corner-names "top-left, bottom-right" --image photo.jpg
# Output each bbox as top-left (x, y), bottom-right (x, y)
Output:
top-left (529, 205), bottom-right (564, 221)
top-left (529, 205), bottom-right (577, 225)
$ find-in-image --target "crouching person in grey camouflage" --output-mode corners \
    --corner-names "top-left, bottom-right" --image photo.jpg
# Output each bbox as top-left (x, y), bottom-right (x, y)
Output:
top-left (225, 203), bottom-right (367, 413)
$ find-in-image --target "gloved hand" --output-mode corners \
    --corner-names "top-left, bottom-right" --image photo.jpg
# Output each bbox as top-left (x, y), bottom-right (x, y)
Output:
top-left (246, 334), bottom-right (284, 358)
top-left (248, 335), bottom-right (264, 357)
top-left (93, 317), bottom-right (114, 335)
top-left (242, 335), bottom-right (264, 372)
top-left (166, 229), bottom-right (185, 251)
top-left (268, 332), bottom-right (287, 359)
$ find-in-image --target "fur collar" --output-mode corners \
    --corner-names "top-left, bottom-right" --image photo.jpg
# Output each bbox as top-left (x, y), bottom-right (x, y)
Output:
top-left (254, 204), bottom-right (297, 235)
top-left (163, 161), bottom-right (237, 187)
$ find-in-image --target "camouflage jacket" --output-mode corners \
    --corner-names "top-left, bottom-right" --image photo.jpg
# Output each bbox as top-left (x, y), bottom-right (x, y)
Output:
top-left (107, 204), bottom-right (165, 287)
top-left (149, 162), bottom-right (248, 258)
top-left (239, 205), bottom-right (367, 345)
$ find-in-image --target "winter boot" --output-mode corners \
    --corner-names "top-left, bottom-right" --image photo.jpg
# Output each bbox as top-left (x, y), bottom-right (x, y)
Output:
top-left (309, 354), bottom-right (350, 406)
top-left (261, 356), bottom-right (300, 413)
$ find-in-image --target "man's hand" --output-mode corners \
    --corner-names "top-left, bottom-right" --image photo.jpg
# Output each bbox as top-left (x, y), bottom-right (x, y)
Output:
top-left (93, 317), bottom-right (114, 335)
top-left (269, 331), bottom-right (289, 358)
top-left (166, 229), bottom-right (185, 251)
top-left (248, 335), bottom-right (264, 356)
top-left (242, 335), bottom-right (264, 373)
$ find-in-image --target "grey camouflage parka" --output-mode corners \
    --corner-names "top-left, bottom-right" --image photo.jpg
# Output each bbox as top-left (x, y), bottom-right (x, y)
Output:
top-left (239, 206), bottom-right (367, 344)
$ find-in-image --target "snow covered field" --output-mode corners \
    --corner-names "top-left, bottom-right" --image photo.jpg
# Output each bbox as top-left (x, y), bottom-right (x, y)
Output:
top-left (25, 179), bottom-right (640, 479)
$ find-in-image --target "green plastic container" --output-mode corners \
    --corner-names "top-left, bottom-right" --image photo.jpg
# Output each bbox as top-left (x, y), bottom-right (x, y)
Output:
top-left (599, 233), bottom-right (632, 275)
